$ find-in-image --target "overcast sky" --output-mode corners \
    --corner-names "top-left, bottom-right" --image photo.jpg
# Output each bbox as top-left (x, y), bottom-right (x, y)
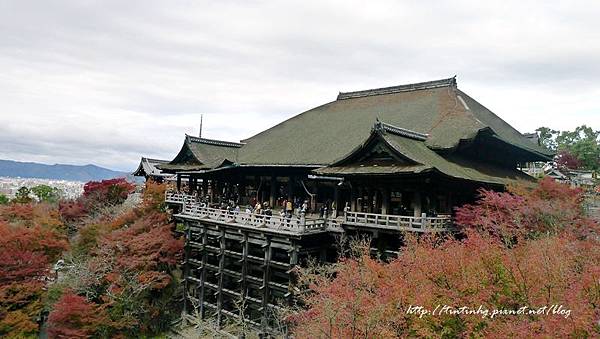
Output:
top-left (1, 1), bottom-right (599, 171)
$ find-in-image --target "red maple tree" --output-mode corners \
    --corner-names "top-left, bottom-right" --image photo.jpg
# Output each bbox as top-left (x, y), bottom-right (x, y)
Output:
top-left (289, 178), bottom-right (600, 338)
top-left (47, 291), bottom-right (108, 338)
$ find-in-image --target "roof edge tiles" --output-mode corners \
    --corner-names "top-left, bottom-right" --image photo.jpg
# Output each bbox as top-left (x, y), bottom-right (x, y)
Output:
top-left (337, 77), bottom-right (456, 100)
top-left (186, 135), bottom-right (244, 148)
top-left (141, 157), bottom-right (169, 163)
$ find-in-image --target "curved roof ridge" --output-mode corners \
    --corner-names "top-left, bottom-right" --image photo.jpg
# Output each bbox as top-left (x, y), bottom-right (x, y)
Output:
top-left (375, 120), bottom-right (429, 141)
top-left (337, 76), bottom-right (456, 100)
top-left (142, 157), bottom-right (169, 163)
top-left (185, 134), bottom-right (244, 148)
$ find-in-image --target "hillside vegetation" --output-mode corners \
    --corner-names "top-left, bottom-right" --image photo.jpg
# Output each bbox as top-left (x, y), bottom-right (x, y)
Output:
top-left (0, 179), bottom-right (183, 338)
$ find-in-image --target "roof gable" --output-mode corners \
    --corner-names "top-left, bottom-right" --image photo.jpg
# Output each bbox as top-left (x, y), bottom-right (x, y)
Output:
top-left (132, 157), bottom-right (169, 177)
top-left (315, 121), bottom-right (534, 185)
top-left (159, 135), bottom-right (242, 172)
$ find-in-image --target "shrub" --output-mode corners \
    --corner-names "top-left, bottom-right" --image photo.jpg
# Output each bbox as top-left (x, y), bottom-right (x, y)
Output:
top-left (47, 291), bottom-right (108, 338)
top-left (454, 177), bottom-right (598, 244)
top-left (82, 178), bottom-right (135, 210)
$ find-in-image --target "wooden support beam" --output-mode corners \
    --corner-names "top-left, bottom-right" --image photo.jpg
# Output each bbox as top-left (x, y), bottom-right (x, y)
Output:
top-left (261, 237), bottom-right (272, 330)
top-left (286, 176), bottom-right (293, 200)
top-left (201, 179), bottom-right (208, 197)
top-left (412, 191), bottom-right (422, 218)
top-left (240, 232), bottom-right (248, 302)
top-left (333, 185), bottom-right (339, 218)
top-left (216, 228), bottom-right (226, 327)
top-left (381, 186), bottom-right (389, 215)
top-left (198, 225), bottom-right (208, 318)
top-left (269, 175), bottom-right (277, 208)
top-left (182, 221), bottom-right (191, 314)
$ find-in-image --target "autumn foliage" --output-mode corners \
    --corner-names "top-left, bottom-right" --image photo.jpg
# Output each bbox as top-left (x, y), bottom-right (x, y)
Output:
top-left (0, 218), bottom-right (68, 337)
top-left (455, 177), bottom-right (598, 243)
top-left (0, 180), bottom-right (182, 338)
top-left (47, 291), bottom-right (108, 338)
top-left (81, 178), bottom-right (135, 212)
top-left (290, 179), bottom-right (600, 338)
top-left (46, 181), bottom-right (183, 337)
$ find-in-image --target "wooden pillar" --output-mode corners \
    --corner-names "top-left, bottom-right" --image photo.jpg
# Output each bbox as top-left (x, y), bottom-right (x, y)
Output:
top-left (261, 237), bottom-right (272, 330)
top-left (239, 232), bottom-right (248, 302)
top-left (357, 186), bottom-right (363, 212)
top-left (269, 176), bottom-right (277, 208)
top-left (287, 176), bottom-right (294, 200)
top-left (366, 188), bottom-right (372, 213)
top-left (333, 185), bottom-right (339, 218)
top-left (412, 191), bottom-right (422, 218)
top-left (201, 179), bottom-right (208, 197)
top-left (285, 244), bottom-right (299, 302)
top-left (182, 221), bottom-right (191, 315)
top-left (216, 228), bottom-right (226, 327)
top-left (176, 174), bottom-right (182, 191)
top-left (381, 187), bottom-right (389, 215)
top-left (311, 183), bottom-right (317, 212)
top-left (350, 184), bottom-right (356, 211)
top-left (199, 226), bottom-right (208, 318)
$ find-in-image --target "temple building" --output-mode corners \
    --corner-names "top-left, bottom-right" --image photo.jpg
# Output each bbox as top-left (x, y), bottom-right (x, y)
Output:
top-left (132, 157), bottom-right (171, 182)
top-left (158, 77), bottom-right (553, 332)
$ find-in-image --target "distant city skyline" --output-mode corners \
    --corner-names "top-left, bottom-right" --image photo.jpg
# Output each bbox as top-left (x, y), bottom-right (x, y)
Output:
top-left (1, 1), bottom-right (599, 171)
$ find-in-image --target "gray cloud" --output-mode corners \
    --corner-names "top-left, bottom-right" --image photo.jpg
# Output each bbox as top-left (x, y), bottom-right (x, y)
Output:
top-left (1, 0), bottom-right (599, 171)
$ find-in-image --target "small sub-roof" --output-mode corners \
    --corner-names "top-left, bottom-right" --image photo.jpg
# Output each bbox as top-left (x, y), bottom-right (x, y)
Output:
top-left (133, 157), bottom-right (171, 177)
top-left (314, 121), bottom-right (533, 186)
top-left (158, 135), bottom-right (242, 173)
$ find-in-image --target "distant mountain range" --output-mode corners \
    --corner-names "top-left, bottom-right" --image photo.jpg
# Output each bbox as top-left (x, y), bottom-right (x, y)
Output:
top-left (0, 159), bottom-right (131, 182)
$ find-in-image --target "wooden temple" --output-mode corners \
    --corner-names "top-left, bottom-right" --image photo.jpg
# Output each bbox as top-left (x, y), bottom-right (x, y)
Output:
top-left (132, 157), bottom-right (171, 182)
top-left (158, 77), bottom-right (553, 333)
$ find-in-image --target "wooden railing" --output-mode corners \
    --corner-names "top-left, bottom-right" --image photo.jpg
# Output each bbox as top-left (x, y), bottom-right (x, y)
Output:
top-left (166, 191), bottom-right (450, 233)
top-left (344, 211), bottom-right (451, 232)
top-left (178, 200), bottom-right (327, 234)
top-left (165, 191), bottom-right (196, 204)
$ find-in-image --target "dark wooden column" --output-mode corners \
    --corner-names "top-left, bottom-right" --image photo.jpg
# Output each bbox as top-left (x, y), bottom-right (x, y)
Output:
top-left (333, 185), bottom-right (339, 217)
top-left (381, 186), bottom-right (389, 215)
top-left (287, 176), bottom-right (294, 200)
top-left (261, 237), bottom-right (272, 329)
top-left (412, 191), bottom-right (422, 217)
top-left (182, 221), bottom-right (191, 314)
top-left (201, 179), bottom-right (208, 197)
top-left (269, 176), bottom-right (277, 208)
top-left (216, 228), bottom-right (226, 327)
top-left (198, 226), bottom-right (208, 317)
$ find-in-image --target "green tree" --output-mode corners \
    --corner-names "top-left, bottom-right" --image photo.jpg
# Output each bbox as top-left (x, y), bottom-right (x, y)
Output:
top-left (13, 186), bottom-right (32, 204)
top-left (535, 126), bottom-right (558, 151)
top-left (536, 125), bottom-right (600, 170)
top-left (31, 184), bottom-right (61, 203)
top-left (0, 194), bottom-right (8, 205)
top-left (555, 125), bottom-right (600, 170)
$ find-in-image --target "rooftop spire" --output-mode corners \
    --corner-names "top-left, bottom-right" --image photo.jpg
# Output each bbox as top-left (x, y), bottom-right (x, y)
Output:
top-left (199, 114), bottom-right (203, 138)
